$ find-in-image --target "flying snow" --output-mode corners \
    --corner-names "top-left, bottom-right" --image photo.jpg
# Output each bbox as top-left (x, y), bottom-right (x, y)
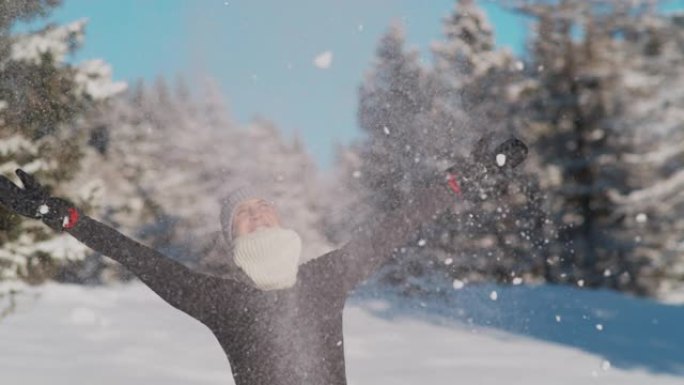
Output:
top-left (496, 153), bottom-right (507, 167)
top-left (602, 360), bottom-right (612, 371)
top-left (636, 213), bottom-right (648, 224)
top-left (313, 50), bottom-right (333, 69)
top-left (452, 279), bottom-right (465, 290)
top-left (489, 291), bottom-right (498, 301)
top-left (38, 204), bottom-right (49, 215)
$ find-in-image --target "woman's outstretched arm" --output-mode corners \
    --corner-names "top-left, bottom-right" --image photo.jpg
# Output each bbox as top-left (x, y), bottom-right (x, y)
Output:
top-left (65, 214), bottom-right (228, 319)
top-left (0, 169), bottom-right (230, 321)
top-left (336, 182), bottom-right (458, 291)
top-left (300, 175), bottom-right (461, 292)
top-left (304, 137), bottom-right (528, 292)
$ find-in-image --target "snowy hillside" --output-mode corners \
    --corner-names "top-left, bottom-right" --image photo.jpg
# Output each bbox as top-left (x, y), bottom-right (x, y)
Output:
top-left (0, 282), bottom-right (682, 385)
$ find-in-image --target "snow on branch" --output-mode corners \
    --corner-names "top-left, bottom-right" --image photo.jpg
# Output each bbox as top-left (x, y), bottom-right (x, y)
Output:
top-left (608, 168), bottom-right (684, 210)
top-left (74, 59), bottom-right (127, 100)
top-left (622, 140), bottom-right (684, 166)
top-left (10, 19), bottom-right (87, 65)
top-left (0, 134), bottom-right (39, 157)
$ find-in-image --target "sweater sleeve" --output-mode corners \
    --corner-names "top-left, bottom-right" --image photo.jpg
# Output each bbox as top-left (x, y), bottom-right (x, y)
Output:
top-left (309, 182), bottom-right (458, 292)
top-left (65, 215), bottom-right (230, 320)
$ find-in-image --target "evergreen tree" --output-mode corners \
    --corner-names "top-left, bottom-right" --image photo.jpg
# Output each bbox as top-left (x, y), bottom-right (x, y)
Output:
top-left (514, 0), bottom-right (676, 294)
top-left (432, 0), bottom-right (523, 132)
top-left (353, 23), bottom-right (445, 293)
top-left (603, 9), bottom-right (684, 294)
top-left (344, 2), bottom-right (545, 294)
top-left (357, 23), bottom-right (435, 213)
top-left (0, 1), bottom-right (125, 312)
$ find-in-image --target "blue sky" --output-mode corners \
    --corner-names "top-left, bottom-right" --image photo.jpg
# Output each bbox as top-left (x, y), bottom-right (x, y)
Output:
top-left (35, 0), bottom-right (684, 168)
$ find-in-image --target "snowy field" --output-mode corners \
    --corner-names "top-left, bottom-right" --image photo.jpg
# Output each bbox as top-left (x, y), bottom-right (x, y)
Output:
top-left (0, 282), bottom-right (682, 385)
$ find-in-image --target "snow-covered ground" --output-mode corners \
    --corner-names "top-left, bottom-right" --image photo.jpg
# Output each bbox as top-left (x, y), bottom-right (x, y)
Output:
top-left (0, 282), bottom-right (682, 385)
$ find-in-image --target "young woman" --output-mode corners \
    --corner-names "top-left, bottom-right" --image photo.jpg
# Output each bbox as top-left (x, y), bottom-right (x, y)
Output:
top-left (0, 138), bottom-right (526, 385)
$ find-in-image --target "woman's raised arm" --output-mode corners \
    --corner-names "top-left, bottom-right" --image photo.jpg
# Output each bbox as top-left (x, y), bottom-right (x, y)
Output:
top-left (0, 169), bottom-right (232, 321)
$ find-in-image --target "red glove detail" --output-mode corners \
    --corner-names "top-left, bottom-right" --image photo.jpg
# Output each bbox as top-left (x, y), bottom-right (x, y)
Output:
top-left (446, 173), bottom-right (463, 199)
top-left (63, 207), bottom-right (80, 229)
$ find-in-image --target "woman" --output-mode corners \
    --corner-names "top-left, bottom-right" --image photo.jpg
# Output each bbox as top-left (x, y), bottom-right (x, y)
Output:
top-left (0, 137), bottom-right (526, 385)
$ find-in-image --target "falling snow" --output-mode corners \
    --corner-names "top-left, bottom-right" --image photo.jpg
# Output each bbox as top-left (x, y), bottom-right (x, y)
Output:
top-left (636, 213), bottom-right (648, 223)
top-left (313, 50), bottom-right (333, 69)
top-left (489, 291), bottom-right (498, 301)
top-left (496, 153), bottom-right (507, 167)
top-left (601, 360), bottom-right (612, 371)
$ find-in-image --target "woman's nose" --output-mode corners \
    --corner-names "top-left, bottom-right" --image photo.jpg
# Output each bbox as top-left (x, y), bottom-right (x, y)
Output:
top-left (248, 209), bottom-right (262, 219)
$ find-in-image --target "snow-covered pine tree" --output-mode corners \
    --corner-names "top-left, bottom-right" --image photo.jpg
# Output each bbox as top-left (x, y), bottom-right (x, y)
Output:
top-left (432, 0), bottom-right (519, 121)
top-left (352, 23), bottom-right (451, 293)
top-left (357, 23), bottom-right (435, 212)
top-left (0, 0), bottom-right (125, 312)
top-left (342, 1), bottom-right (545, 294)
top-left (514, 0), bottom-right (669, 294)
top-left (602, 9), bottom-right (684, 295)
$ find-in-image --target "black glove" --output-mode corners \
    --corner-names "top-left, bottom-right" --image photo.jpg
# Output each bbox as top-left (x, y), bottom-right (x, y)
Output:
top-left (0, 169), bottom-right (79, 231)
top-left (445, 136), bottom-right (528, 200)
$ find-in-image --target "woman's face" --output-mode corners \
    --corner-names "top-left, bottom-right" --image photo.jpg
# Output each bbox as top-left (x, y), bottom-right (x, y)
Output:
top-left (232, 199), bottom-right (281, 238)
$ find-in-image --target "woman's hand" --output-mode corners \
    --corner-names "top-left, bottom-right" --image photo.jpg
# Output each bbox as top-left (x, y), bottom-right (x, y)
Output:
top-left (0, 169), bottom-right (50, 219)
top-left (0, 169), bottom-right (78, 231)
top-left (445, 136), bottom-right (528, 200)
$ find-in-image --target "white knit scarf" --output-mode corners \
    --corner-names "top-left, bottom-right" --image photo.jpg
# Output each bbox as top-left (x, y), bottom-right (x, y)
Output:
top-left (232, 227), bottom-right (303, 291)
